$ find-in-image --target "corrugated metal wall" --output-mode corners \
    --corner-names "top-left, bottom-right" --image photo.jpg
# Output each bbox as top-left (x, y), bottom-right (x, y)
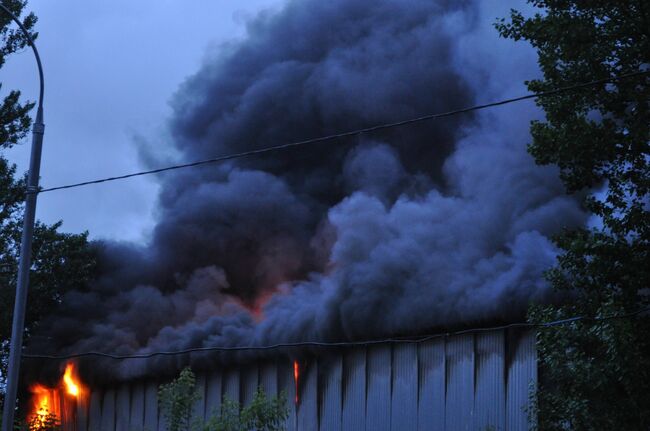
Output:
top-left (73, 328), bottom-right (536, 431)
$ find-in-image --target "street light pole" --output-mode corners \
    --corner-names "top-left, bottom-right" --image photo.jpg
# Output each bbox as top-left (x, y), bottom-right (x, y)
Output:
top-left (0, 5), bottom-right (45, 430)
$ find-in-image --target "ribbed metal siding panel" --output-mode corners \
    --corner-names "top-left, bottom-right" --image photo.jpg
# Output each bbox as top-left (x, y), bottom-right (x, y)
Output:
top-left (143, 381), bottom-right (158, 431)
top-left (223, 369), bottom-right (240, 404)
top-left (88, 389), bottom-right (102, 431)
top-left (204, 371), bottom-right (222, 418)
top-left (342, 348), bottom-right (366, 431)
top-left (319, 355), bottom-right (342, 431)
top-left (76, 391), bottom-right (89, 431)
top-left (128, 382), bottom-right (145, 430)
top-left (391, 344), bottom-right (418, 430)
top-left (365, 345), bottom-right (391, 431)
top-left (63, 328), bottom-right (538, 431)
top-left (278, 361), bottom-right (297, 431)
top-left (506, 330), bottom-right (536, 431)
top-left (61, 396), bottom-right (73, 431)
top-left (157, 385), bottom-right (167, 431)
top-left (418, 339), bottom-right (445, 431)
top-left (100, 389), bottom-right (116, 431)
top-left (474, 332), bottom-right (505, 430)
top-left (260, 362), bottom-right (278, 396)
top-left (242, 364), bottom-right (259, 405)
top-left (115, 384), bottom-right (130, 431)
top-left (297, 361), bottom-right (318, 431)
top-left (445, 334), bottom-right (474, 431)
top-left (192, 373), bottom-right (207, 420)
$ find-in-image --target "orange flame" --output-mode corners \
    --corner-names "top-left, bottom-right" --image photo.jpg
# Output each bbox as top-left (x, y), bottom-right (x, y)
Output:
top-left (63, 363), bottom-right (80, 397)
top-left (28, 362), bottom-right (87, 427)
top-left (29, 384), bottom-right (61, 425)
top-left (293, 360), bottom-right (300, 404)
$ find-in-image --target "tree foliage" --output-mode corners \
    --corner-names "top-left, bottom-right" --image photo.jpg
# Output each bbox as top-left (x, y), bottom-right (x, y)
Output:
top-left (158, 368), bottom-right (201, 431)
top-left (159, 368), bottom-right (288, 431)
top-left (497, 1), bottom-right (649, 429)
top-left (0, 0), bottom-right (97, 417)
top-left (200, 388), bottom-right (288, 431)
top-left (0, 0), bottom-right (36, 148)
top-left (27, 409), bottom-right (61, 431)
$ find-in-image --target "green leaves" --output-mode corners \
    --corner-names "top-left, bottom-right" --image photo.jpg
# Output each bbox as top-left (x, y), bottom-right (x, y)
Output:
top-left (26, 409), bottom-right (61, 431)
top-left (159, 368), bottom-right (289, 431)
top-left (158, 368), bottom-right (200, 431)
top-left (498, 0), bottom-right (649, 429)
top-left (0, 87), bottom-right (34, 148)
top-left (200, 388), bottom-right (289, 431)
top-left (1, 0), bottom-right (37, 148)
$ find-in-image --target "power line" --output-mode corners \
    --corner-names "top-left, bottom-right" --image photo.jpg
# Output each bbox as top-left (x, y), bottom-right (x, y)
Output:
top-left (21, 306), bottom-right (650, 360)
top-left (35, 70), bottom-right (649, 195)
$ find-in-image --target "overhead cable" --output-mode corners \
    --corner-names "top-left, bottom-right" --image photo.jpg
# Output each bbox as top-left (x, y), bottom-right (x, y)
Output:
top-left (21, 305), bottom-right (650, 360)
top-left (35, 70), bottom-right (649, 194)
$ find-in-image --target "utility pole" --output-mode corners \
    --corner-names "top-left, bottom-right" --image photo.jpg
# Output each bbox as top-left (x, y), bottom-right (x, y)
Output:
top-left (0, 4), bottom-right (45, 430)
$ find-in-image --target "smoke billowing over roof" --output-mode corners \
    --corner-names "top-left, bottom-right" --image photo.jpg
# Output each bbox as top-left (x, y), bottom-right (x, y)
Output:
top-left (28, 0), bottom-right (584, 380)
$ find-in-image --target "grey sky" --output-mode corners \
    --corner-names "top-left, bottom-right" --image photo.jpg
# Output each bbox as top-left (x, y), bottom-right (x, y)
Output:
top-left (2, 0), bottom-right (284, 242)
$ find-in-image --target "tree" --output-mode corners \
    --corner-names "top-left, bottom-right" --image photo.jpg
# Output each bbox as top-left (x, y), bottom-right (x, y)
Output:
top-left (0, 0), bottom-right (97, 417)
top-left (158, 367), bottom-right (201, 431)
top-left (202, 388), bottom-right (288, 431)
top-left (496, 1), bottom-right (649, 429)
top-left (159, 367), bottom-right (288, 431)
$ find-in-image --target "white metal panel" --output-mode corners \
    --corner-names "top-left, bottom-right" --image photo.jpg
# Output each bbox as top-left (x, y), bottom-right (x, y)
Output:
top-left (242, 364), bottom-right (259, 406)
top-left (260, 362), bottom-right (278, 397)
top-left (115, 384), bottom-right (130, 431)
top-left (87, 389), bottom-right (102, 431)
top-left (61, 398), bottom-right (74, 431)
top-left (222, 368), bottom-right (240, 404)
top-left (192, 373), bottom-right (207, 421)
top-left (76, 390), bottom-right (89, 431)
top-left (319, 355), bottom-right (342, 431)
top-left (391, 344), bottom-right (418, 430)
top-left (86, 328), bottom-right (537, 431)
top-left (474, 331), bottom-right (505, 430)
top-left (100, 389), bottom-right (116, 431)
top-left (278, 360), bottom-right (297, 431)
top-left (342, 348), bottom-right (366, 431)
top-left (445, 334), bottom-right (474, 431)
top-left (204, 371), bottom-right (222, 419)
top-left (143, 381), bottom-right (158, 431)
top-left (506, 330), bottom-right (536, 431)
top-left (296, 360), bottom-right (317, 431)
top-left (128, 382), bottom-right (145, 430)
top-left (365, 345), bottom-right (391, 431)
top-left (417, 339), bottom-right (445, 431)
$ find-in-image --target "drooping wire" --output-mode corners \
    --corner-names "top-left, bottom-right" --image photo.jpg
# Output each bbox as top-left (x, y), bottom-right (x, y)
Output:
top-left (21, 306), bottom-right (650, 360)
top-left (34, 70), bottom-right (650, 195)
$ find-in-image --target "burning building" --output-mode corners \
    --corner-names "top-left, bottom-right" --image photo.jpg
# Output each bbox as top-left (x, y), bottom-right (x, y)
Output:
top-left (26, 364), bottom-right (88, 430)
top-left (26, 328), bottom-right (536, 430)
top-left (23, 0), bottom-right (578, 429)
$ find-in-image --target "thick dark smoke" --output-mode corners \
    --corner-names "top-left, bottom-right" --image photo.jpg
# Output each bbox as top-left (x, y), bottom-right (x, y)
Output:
top-left (28, 0), bottom-right (585, 380)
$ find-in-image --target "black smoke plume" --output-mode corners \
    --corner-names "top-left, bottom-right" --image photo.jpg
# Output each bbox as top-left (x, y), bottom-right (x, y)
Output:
top-left (27, 0), bottom-right (584, 381)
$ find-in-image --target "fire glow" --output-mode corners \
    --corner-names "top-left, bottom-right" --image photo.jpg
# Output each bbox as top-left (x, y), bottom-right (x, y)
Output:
top-left (28, 362), bottom-right (87, 426)
top-left (293, 360), bottom-right (300, 404)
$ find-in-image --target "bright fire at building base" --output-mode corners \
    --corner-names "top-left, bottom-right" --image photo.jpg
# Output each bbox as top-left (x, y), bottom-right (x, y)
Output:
top-left (28, 363), bottom-right (87, 430)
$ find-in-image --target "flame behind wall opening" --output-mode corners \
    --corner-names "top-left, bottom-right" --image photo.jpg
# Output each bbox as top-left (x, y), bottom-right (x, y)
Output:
top-left (28, 363), bottom-right (87, 428)
top-left (293, 360), bottom-right (300, 404)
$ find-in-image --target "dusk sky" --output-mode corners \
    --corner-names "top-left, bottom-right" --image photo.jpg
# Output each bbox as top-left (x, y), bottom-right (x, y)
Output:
top-left (3, 0), bottom-right (284, 242)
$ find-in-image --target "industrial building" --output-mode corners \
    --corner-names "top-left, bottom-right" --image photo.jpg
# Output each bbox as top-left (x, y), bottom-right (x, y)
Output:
top-left (57, 327), bottom-right (536, 431)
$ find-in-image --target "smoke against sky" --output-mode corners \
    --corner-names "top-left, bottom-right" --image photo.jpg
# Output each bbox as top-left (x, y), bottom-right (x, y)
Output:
top-left (3, 0), bottom-right (285, 241)
top-left (28, 0), bottom-right (585, 380)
